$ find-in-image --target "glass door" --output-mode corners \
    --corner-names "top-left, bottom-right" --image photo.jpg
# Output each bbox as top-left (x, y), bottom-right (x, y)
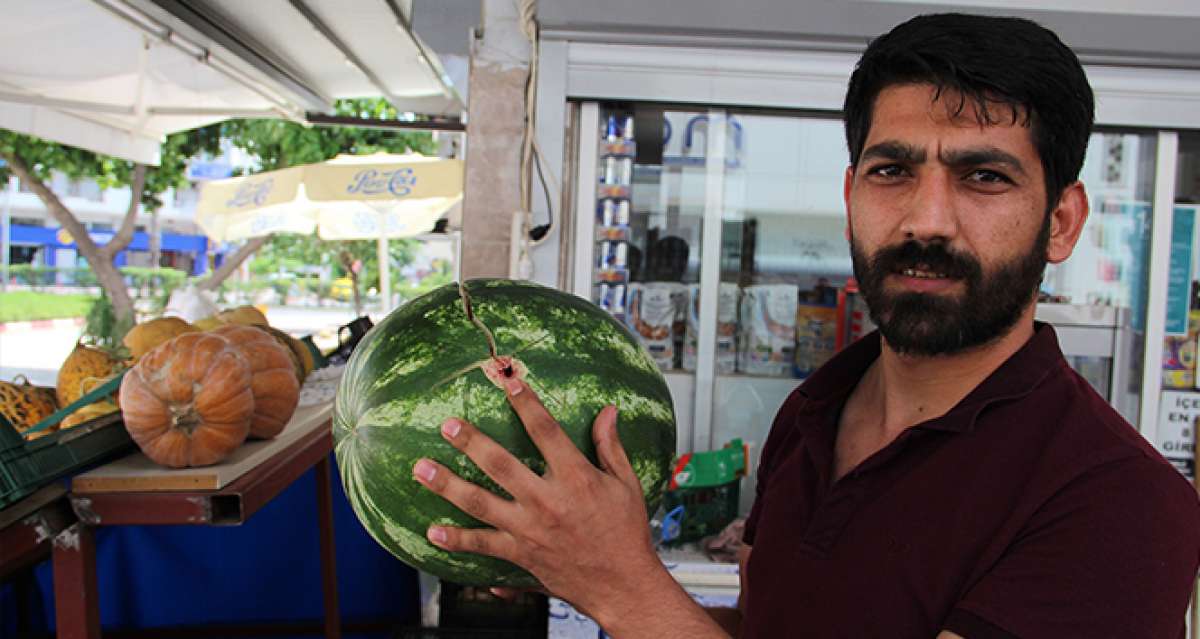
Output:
top-left (705, 113), bottom-right (852, 513)
top-left (1150, 131), bottom-right (1200, 478)
top-left (571, 102), bottom-right (715, 453)
top-left (704, 121), bottom-right (1163, 513)
top-left (572, 103), bottom-right (1176, 508)
top-left (1041, 131), bottom-right (1159, 426)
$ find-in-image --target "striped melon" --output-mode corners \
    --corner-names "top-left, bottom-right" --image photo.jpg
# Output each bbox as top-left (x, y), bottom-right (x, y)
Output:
top-left (333, 279), bottom-right (676, 586)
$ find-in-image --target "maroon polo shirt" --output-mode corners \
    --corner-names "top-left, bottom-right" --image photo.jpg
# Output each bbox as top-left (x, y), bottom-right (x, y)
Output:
top-left (742, 323), bottom-right (1200, 638)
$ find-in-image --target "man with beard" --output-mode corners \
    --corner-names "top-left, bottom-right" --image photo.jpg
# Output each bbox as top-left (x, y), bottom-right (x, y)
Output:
top-left (412, 13), bottom-right (1200, 638)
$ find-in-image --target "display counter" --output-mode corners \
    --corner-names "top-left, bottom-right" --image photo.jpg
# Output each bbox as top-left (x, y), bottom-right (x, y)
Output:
top-left (57, 402), bottom-right (341, 639)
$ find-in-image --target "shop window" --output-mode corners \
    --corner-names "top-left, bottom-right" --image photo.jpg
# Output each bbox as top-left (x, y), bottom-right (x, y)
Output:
top-left (9, 245), bottom-right (39, 265)
top-left (1154, 131), bottom-right (1200, 479)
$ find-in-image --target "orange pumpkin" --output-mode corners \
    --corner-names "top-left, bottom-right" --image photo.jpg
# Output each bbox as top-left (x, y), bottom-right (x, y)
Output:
top-left (211, 325), bottom-right (300, 439)
top-left (119, 332), bottom-right (255, 468)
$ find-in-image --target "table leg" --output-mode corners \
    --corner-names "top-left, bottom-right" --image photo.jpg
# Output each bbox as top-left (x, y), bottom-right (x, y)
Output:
top-left (52, 522), bottom-right (100, 639)
top-left (316, 455), bottom-right (342, 639)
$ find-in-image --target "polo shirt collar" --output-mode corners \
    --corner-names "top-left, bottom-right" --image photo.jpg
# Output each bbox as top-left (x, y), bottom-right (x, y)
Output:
top-left (794, 322), bottom-right (1065, 434)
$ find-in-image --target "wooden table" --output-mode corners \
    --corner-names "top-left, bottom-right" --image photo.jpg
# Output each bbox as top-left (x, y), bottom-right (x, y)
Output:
top-left (56, 403), bottom-right (341, 639)
top-left (1, 483), bottom-right (77, 635)
top-left (1, 483), bottom-right (75, 581)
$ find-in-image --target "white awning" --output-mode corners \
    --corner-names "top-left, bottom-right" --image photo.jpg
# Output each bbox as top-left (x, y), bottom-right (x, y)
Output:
top-left (0, 0), bottom-right (466, 165)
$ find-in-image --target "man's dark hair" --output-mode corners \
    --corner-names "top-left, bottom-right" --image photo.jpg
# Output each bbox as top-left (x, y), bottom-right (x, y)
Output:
top-left (843, 13), bottom-right (1095, 208)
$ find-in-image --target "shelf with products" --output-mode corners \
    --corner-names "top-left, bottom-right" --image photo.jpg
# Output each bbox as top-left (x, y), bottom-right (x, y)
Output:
top-left (591, 112), bottom-right (643, 320)
top-left (596, 225), bottom-right (632, 242)
top-left (597, 184), bottom-right (632, 200)
top-left (592, 280), bottom-right (853, 381)
top-left (600, 140), bottom-right (636, 158)
top-left (594, 268), bottom-right (630, 284)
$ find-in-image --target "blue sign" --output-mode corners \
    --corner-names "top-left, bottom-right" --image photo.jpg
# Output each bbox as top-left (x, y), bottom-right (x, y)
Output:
top-left (187, 161), bottom-right (233, 181)
top-left (346, 168), bottom-right (416, 197)
top-left (1165, 206), bottom-right (1195, 335)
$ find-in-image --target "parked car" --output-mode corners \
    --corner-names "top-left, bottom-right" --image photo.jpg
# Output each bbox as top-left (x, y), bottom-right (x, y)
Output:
top-left (330, 277), bottom-right (355, 301)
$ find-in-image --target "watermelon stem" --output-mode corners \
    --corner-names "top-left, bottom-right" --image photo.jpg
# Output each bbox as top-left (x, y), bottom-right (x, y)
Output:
top-left (457, 281), bottom-right (499, 360)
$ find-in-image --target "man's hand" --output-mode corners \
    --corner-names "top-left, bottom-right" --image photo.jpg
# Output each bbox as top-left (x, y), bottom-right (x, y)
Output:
top-left (411, 377), bottom-right (725, 636)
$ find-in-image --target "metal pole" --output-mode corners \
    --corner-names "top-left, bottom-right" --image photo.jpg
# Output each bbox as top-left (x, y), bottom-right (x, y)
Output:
top-left (1, 176), bottom-right (16, 292)
top-left (377, 210), bottom-right (390, 315)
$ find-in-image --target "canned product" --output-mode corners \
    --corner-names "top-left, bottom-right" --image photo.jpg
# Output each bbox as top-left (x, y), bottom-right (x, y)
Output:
top-left (621, 115), bottom-right (635, 141)
top-left (598, 241), bottom-right (614, 268)
top-left (609, 284), bottom-right (627, 314)
top-left (616, 157), bottom-right (633, 185)
top-left (603, 156), bottom-right (620, 185)
top-left (614, 241), bottom-right (628, 268)
top-left (615, 199), bottom-right (631, 226)
top-left (605, 115), bottom-right (620, 143)
top-left (599, 198), bottom-right (617, 226)
top-left (597, 283), bottom-right (611, 308)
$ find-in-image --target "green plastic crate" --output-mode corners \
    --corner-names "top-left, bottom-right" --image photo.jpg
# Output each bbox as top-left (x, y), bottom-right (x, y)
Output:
top-left (0, 375), bottom-right (135, 510)
top-left (661, 479), bottom-right (740, 545)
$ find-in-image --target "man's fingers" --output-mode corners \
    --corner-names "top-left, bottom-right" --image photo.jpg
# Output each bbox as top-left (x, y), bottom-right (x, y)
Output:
top-left (502, 378), bottom-right (580, 469)
top-left (413, 456), bottom-right (522, 529)
top-left (426, 524), bottom-right (520, 564)
top-left (488, 586), bottom-right (549, 601)
top-left (439, 417), bottom-right (543, 501)
top-left (592, 405), bottom-right (638, 485)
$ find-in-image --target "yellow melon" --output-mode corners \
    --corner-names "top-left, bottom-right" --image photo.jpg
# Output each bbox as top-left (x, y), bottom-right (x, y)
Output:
top-left (56, 343), bottom-right (120, 408)
top-left (60, 400), bottom-right (119, 430)
top-left (0, 376), bottom-right (59, 438)
top-left (124, 317), bottom-right (198, 360)
top-left (193, 315), bottom-right (224, 331)
top-left (260, 326), bottom-right (308, 383)
top-left (218, 305), bottom-right (269, 327)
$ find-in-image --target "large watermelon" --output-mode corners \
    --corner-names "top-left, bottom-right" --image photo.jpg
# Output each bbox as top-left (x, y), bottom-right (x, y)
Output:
top-left (333, 278), bottom-right (676, 586)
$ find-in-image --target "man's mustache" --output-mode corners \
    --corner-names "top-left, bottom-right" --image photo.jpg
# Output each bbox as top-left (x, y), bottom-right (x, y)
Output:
top-left (870, 241), bottom-right (981, 281)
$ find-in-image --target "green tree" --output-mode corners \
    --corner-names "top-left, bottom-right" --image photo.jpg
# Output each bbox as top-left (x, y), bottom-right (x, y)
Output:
top-left (222, 99), bottom-right (436, 171)
top-left (249, 233), bottom-right (422, 314)
top-left (0, 125), bottom-right (222, 328)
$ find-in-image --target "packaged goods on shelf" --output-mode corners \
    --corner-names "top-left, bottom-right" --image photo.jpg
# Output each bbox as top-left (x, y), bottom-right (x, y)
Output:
top-left (598, 240), bottom-right (630, 270)
top-left (670, 284), bottom-right (689, 369)
top-left (683, 283), bottom-right (739, 373)
top-left (627, 282), bottom-right (682, 370)
top-left (597, 282), bottom-right (628, 316)
top-left (837, 281), bottom-right (876, 348)
top-left (597, 198), bottom-right (632, 229)
top-left (603, 113), bottom-right (636, 145)
top-left (601, 156), bottom-right (634, 186)
top-left (1162, 309), bottom-right (1200, 389)
top-left (739, 284), bottom-right (799, 377)
top-left (794, 299), bottom-right (838, 378)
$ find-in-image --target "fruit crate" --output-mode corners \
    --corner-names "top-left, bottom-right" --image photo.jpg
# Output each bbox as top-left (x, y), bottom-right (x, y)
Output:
top-left (661, 479), bottom-right (740, 545)
top-left (0, 375), bottom-right (135, 510)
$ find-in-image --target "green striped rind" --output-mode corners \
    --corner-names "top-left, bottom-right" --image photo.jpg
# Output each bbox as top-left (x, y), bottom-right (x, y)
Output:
top-left (333, 279), bottom-right (676, 586)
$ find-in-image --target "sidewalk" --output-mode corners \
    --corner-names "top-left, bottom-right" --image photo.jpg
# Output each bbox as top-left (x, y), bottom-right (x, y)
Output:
top-left (0, 320), bottom-right (82, 387)
top-left (0, 317), bottom-right (85, 333)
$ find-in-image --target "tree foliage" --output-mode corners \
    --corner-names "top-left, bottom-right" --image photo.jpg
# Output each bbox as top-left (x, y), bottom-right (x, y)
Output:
top-left (223, 99), bottom-right (436, 172)
top-left (0, 125), bottom-right (221, 331)
top-left (250, 234), bottom-right (420, 286)
top-left (0, 125), bottom-right (221, 211)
